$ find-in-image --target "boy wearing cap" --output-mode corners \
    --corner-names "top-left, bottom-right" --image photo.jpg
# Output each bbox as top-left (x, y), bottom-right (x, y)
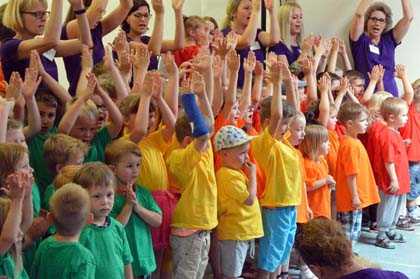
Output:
top-left (215, 125), bottom-right (264, 278)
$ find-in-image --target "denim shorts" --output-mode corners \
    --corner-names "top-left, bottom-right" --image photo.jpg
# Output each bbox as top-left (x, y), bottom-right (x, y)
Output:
top-left (408, 162), bottom-right (420, 201)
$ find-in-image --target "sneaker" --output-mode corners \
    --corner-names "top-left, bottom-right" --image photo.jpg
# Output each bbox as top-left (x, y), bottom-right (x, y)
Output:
top-left (375, 237), bottom-right (396, 249)
top-left (396, 217), bottom-right (415, 231)
top-left (300, 264), bottom-right (318, 279)
top-left (408, 215), bottom-right (420, 225)
top-left (386, 231), bottom-right (406, 243)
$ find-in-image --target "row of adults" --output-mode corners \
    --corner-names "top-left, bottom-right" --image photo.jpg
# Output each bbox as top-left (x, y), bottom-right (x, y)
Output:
top-left (0, 0), bottom-right (414, 97)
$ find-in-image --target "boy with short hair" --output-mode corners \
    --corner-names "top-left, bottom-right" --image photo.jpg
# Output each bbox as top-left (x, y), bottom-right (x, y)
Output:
top-left (73, 162), bottom-right (134, 279)
top-left (214, 125), bottom-right (263, 278)
top-left (31, 183), bottom-right (96, 279)
top-left (106, 138), bottom-right (163, 278)
top-left (335, 101), bottom-right (380, 249)
top-left (375, 98), bottom-right (410, 249)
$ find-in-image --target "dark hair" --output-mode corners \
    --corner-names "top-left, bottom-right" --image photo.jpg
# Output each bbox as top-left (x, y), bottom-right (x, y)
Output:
top-left (36, 90), bottom-right (59, 108)
top-left (260, 97), bottom-right (297, 122)
top-left (344, 70), bottom-right (365, 82)
top-left (121, 0), bottom-right (150, 33)
top-left (203, 16), bottom-right (219, 29)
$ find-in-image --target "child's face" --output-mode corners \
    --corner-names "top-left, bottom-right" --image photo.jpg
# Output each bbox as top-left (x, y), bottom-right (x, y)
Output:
top-left (89, 185), bottom-right (114, 221)
top-left (70, 115), bottom-right (97, 144)
top-left (6, 129), bottom-right (27, 149)
top-left (352, 113), bottom-right (369, 134)
top-left (319, 139), bottom-right (330, 156)
top-left (91, 95), bottom-right (109, 130)
top-left (278, 117), bottom-right (292, 138)
top-left (66, 151), bottom-right (85, 166)
top-left (327, 111), bottom-right (338, 130)
top-left (289, 119), bottom-right (306, 146)
top-left (16, 153), bottom-right (33, 175)
top-left (221, 143), bottom-right (249, 170)
top-left (38, 102), bottom-right (57, 133)
top-left (114, 153), bottom-right (141, 186)
top-left (394, 106), bottom-right (409, 128)
top-left (350, 78), bottom-right (365, 97)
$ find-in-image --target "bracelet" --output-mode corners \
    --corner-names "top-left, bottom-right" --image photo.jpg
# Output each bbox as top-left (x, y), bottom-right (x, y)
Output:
top-left (74, 8), bottom-right (86, 15)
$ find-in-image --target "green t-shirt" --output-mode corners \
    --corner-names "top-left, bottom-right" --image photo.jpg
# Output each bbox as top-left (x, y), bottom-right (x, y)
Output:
top-left (32, 183), bottom-right (41, 217)
top-left (28, 127), bottom-right (58, 195)
top-left (110, 185), bottom-right (161, 277)
top-left (0, 252), bottom-right (29, 279)
top-left (42, 184), bottom-right (55, 211)
top-left (31, 236), bottom-right (96, 279)
top-left (84, 127), bottom-right (112, 163)
top-left (79, 217), bottom-right (133, 279)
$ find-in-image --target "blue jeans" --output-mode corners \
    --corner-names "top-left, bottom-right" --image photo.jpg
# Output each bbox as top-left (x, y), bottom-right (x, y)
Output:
top-left (408, 163), bottom-right (420, 201)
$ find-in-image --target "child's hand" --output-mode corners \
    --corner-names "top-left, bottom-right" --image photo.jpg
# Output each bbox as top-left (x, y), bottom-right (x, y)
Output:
top-left (22, 68), bottom-right (42, 101)
top-left (81, 45), bottom-right (93, 71)
top-left (337, 77), bottom-right (350, 94)
top-left (179, 75), bottom-right (191, 95)
top-left (226, 31), bottom-right (239, 50)
top-left (5, 172), bottom-right (26, 200)
top-left (243, 51), bottom-right (256, 73)
top-left (81, 72), bottom-right (97, 100)
top-left (368, 64), bottom-right (384, 83)
top-left (171, 0), bottom-right (185, 11)
top-left (103, 46), bottom-right (118, 71)
top-left (116, 48), bottom-right (133, 75)
top-left (113, 31), bottom-right (130, 54)
top-left (226, 49), bottom-right (240, 73)
top-left (30, 50), bottom-right (46, 75)
top-left (213, 55), bottom-right (223, 79)
top-left (338, 39), bottom-right (347, 55)
top-left (213, 37), bottom-right (230, 59)
top-left (142, 71), bottom-right (160, 98)
top-left (192, 54), bottom-right (213, 74)
top-left (191, 71), bottom-right (206, 97)
top-left (27, 216), bottom-right (50, 241)
top-left (254, 61), bottom-right (264, 77)
top-left (162, 52), bottom-right (178, 76)
top-left (307, 206), bottom-right (314, 220)
top-left (352, 195), bottom-right (362, 210)
top-left (126, 187), bottom-right (138, 205)
top-left (243, 159), bottom-right (256, 179)
top-left (299, 57), bottom-right (315, 76)
top-left (266, 52), bottom-right (277, 69)
top-left (395, 64), bottom-right (407, 80)
top-left (279, 58), bottom-right (292, 82)
top-left (325, 175), bottom-right (336, 189)
top-left (270, 61), bottom-right (283, 84)
top-left (5, 72), bottom-right (23, 101)
top-left (151, 0), bottom-right (164, 14)
top-left (388, 179), bottom-right (400, 194)
top-left (330, 37), bottom-right (339, 52)
top-left (131, 42), bottom-right (150, 70)
top-left (318, 73), bottom-right (331, 93)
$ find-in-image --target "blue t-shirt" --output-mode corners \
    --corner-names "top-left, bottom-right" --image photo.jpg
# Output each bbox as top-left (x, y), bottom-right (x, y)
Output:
top-left (269, 41), bottom-right (301, 65)
top-left (340, 268), bottom-right (409, 279)
top-left (221, 28), bottom-right (266, 88)
top-left (350, 29), bottom-right (400, 96)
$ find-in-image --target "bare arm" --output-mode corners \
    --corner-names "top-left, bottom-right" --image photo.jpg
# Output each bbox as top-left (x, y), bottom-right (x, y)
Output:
top-left (257, 0), bottom-right (280, 47)
top-left (147, 0), bottom-right (164, 55)
top-left (268, 61), bottom-right (283, 136)
top-left (95, 84), bottom-right (123, 139)
top-left (318, 74), bottom-right (331, 127)
top-left (236, 0), bottom-right (260, 49)
top-left (124, 264), bottom-right (133, 279)
top-left (221, 50), bottom-right (239, 119)
top-left (349, 0), bottom-right (372, 42)
top-left (116, 202), bottom-right (134, 226)
top-left (100, 0), bottom-right (133, 36)
top-left (133, 204), bottom-right (162, 228)
top-left (243, 161), bottom-right (257, 206)
top-left (393, 0), bottom-right (414, 44)
top-left (361, 64), bottom-right (383, 104)
top-left (162, 52), bottom-right (179, 116)
top-left (327, 38), bottom-right (339, 74)
top-left (395, 64), bottom-right (414, 104)
top-left (346, 174), bottom-right (361, 209)
top-left (21, 63), bottom-right (42, 139)
top-left (239, 52), bottom-right (255, 118)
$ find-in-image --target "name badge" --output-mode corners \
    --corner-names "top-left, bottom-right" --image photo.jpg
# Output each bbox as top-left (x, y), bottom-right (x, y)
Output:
top-left (42, 48), bottom-right (56, 61)
top-left (369, 44), bottom-right (380, 55)
top-left (250, 41), bottom-right (261, 51)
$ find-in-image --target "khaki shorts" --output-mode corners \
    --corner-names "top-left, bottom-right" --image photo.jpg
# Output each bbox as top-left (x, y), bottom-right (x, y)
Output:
top-left (170, 231), bottom-right (211, 279)
top-left (218, 240), bottom-right (251, 277)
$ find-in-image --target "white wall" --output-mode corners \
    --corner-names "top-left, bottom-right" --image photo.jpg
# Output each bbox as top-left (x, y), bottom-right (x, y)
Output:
top-left (1, 0), bottom-right (419, 87)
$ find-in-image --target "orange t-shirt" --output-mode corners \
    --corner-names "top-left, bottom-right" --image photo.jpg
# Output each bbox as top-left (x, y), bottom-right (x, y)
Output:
top-left (304, 156), bottom-right (331, 219)
top-left (400, 104), bottom-right (420, 162)
top-left (375, 127), bottom-right (410, 195)
top-left (335, 136), bottom-right (380, 212)
top-left (326, 130), bottom-right (339, 179)
top-left (0, 65), bottom-right (5, 94)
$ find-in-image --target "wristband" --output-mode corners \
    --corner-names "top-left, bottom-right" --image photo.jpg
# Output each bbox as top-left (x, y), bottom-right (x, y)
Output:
top-left (181, 93), bottom-right (209, 138)
top-left (74, 8), bottom-right (86, 15)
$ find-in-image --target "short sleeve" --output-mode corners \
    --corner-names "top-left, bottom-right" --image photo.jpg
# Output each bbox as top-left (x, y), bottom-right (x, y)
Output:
top-left (75, 261), bottom-right (96, 279)
top-left (142, 128), bottom-right (170, 153)
top-left (120, 228), bottom-right (133, 265)
top-left (167, 141), bottom-right (203, 177)
top-left (97, 127), bottom-right (112, 146)
top-left (381, 131), bottom-right (396, 163)
top-left (341, 141), bottom-right (360, 176)
top-left (304, 161), bottom-right (319, 189)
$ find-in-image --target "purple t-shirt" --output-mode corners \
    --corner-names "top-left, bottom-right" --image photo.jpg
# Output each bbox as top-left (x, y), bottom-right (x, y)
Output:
top-left (269, 41), bottom-right (301, 65)
top-left (221, 28), bottom-right (266, 88)
top-left (350, 29), bottom-right (400, 96)
top-left (0, 38), bottom-right (58, 82)
top-left (139, 35), bottom-right (159, 70)
top-left (62, 23), bottom-right (105, 95)
top-left (340, 268), bottom-right (408, 279)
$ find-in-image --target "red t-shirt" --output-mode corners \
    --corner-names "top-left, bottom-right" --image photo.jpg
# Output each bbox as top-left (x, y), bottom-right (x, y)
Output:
top-left (400, 104), bottom-right (420, 162)
top-left (173, 45), bottom-right (201, 66)
top-left (364, 120), bottom-right (387, 182)
top-left (376, 127), bottom-right (410, 195)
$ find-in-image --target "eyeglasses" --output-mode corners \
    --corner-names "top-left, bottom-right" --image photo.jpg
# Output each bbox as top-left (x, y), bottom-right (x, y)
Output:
top-left (369, 16), bottom-right (386, 23)
top-left (133, 12), bottom-right (151, 19)
top-left (21, 11), bottom-right (50, 19)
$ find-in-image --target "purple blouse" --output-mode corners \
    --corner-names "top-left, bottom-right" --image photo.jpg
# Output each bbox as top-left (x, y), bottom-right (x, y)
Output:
top-left (339, 268), bottom-right (408, 279)
top-left (269, 41), bottom-right (301, 65)
top-left (221, 28), bottom-right (266, 88)
top-left (0, 38), bottom-right (58, 82)
top-left (62, 23), bottom-right (105, 95)
top-left (350, 29), bottom-right (400, 96)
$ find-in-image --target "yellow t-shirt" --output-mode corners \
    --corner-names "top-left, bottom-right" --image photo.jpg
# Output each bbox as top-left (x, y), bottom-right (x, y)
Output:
top-left (251, 128), bottom-right (302, 207)
top-left (216, 167), bottom-right (263, 240)
top-left (167, 141), bottom-right (218, 230)
top-left (124, 129), bottom-right (170, 191)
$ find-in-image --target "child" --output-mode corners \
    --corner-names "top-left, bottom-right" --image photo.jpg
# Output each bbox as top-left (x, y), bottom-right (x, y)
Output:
top-left (375, 98), bottom-right (410, 249)
top-left (58, 73), bottom-right (123, 162)
top-left (335, 101), bottom-right (380, 249)
top-left (73, 162), bottom-right (134, 278)
top-left (0, 143), bottom-right (33, 279)
top-left (42, 133), bottom-right (88, 209)
top-left (300, 124), bottom-right (335, 219)
top-left (31, 183), bottom-right (96, 279)
top-left (106, 138), bottom-right (163, 278)
top-left (250, 61), bottom-right (301, 279)
top-left (214, 125), bottom-right (263, 278)
top-left (166, 73), bottom-right (217, 279)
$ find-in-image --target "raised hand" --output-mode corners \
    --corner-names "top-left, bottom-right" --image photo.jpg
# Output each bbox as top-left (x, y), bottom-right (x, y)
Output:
top-left (213, 37), bottom-right (230, 59)
top-left (254, 61), bottom-right (264, 77)
top-left (142, 71), bottom-right (160, 98)
top-left (318, 73), bottom-right (331, 93)
top-left (103, 46), bottom-right (117, 71)
top-left (162, 52), bottom-right (178, 76)
top-left (81, 72), bottom-right (97, 100)
top-left (151, 0), bottom-right (164, 14)
top-left (243, 51), bottom-right (256, 73)
top-left (368, 64), bottom-right (384, 82)
top-left (5, 172), bottom-right (26, 200)
top-left (30, 50), bottom-right (46, 75)
top-left (116, 48), bottom-right (133, 75)
top-left (192, 53), bottom-right (213, 74)
top-left (395, 64), bottom-right (407, 80)
top-left (81, 45), bottom-right (93, 71)
top-left (270, 61), bottom-right (283, 84)
top-left (213, 55), bottom-right (224, 79)
top-left (171, 0), bottom-right (185, 11)
top-left (113, 31), bottom-right (130, 54)
top-left (226, 49), bottom-right (240, 73)
top-left (5, 72), bottom-right (23, 101)
top-left (22, 68), bottom-right (42, 100)
top-left (337, 77), bottom-right (350, 93)
top-left (191, 71), bottom-right (206, 97)
top-left (131, 42), bottom-right (150, 70)
top-left (226, 31), bottom-right (239, 50)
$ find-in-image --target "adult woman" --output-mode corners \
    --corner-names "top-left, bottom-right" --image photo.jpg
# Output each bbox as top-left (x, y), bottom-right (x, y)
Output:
top-left (121, 0), bottom-right (184, 70)
top-left (63, 0), bottom-right (134, 95)
top-left (269, 1), bottom-right (303, 65)
top-left (222, 0), bottom-right (280, 88)
top-left (295, 218), bottom-right (409, 279)
top-left (349, 0), bottom-right (413, 97)
top-left (1, 0), bottom-right (91, 82)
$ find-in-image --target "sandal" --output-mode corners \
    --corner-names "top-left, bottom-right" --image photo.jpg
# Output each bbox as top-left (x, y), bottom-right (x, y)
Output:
top-left (375, 237), bottom-right (396, 249)
top-left (386, 232), bottom-right (406, 243)
top-left (396, 218), bottom-right (415, 231)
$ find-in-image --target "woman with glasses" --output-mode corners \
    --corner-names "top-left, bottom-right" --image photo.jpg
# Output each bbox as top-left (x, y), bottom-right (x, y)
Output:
top-left (1, 0), bottom-right (92, 83)
top-left (349, 0), bottom-right (414, 97)
top-left (62, 0), bottom-right (134, 95)
top-left (121, 0), bottom-right (185, 71)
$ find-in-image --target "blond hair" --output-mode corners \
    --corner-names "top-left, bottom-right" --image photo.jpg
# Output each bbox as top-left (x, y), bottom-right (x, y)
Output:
top-left (50, 183), bottom-right (90, 236)
top-left (3, 0), bottom-right (48, 32)
top-left (289, 111), bottom-right (306, 127)
top-left (300, 124), bottom-right (328, 159)
top-left (380, 97), bottom-right (408, 121)
top-left (278, 1), bottom-right (303, 50)
top-left (367, 91), bottom-right (393, 112)
top-left (412, 79), bottom-right (420, 103)
top-left (0, 143), bottom-right (27, 187)
top-left (73, 162), bottom-right (116, 190)
top-left (222, 0), bottom-right (242, 29)
top-left (53, 165), bottom-right (83, 190)
top-left (105, 138), bottom-right (142, 165)
top-left (337, 101), bottom-right (368, 123)
top-left (67, 98), bottom-right (98, 120)
top-left (118, 95), bottom-right (140, 117)
top-left (44, 134), bottom-right (88, 173)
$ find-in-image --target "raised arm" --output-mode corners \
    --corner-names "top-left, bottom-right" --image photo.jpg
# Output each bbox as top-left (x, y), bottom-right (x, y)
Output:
top-left (327, 38), bottom-right (339, 74)
top-left (221, 49), bottom-right (240, 119)
top-left (236, 0), bottom-right (260, 49)
top-left (268, 60), bottom-right (283, 136)
top-left (147, 0), bottom-right (164, 55)
top-left (239, 51), bottom-right (256, 119)
top-left (349, 0), bottom-right (372, 42)
top-left (161, 0), bottom-right (186, 51)
top-left (318, 74), bottom-right (331, 127)
top-left (361, 64), bottom-right (384, 104)
top-left (95, 81), bottom-right (123, 139)
top-left (101, 0), bottom-right (134, 35)
top-left (258, 0), bottom-right (280, 47)
top-left (103, 46), bottom-right (129, 102)
top-left (162, 52), bottom-right (179, 116)
top-left (395, 64), bottom-right (414, 104)
top-left (393, 0), bottom-right (414, 44)
top-left (21, 66), bottom-right (42, 139)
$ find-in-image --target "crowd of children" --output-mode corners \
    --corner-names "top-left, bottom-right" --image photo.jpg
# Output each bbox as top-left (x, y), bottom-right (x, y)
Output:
top-left (0, 0), bottom-right (417, 278)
